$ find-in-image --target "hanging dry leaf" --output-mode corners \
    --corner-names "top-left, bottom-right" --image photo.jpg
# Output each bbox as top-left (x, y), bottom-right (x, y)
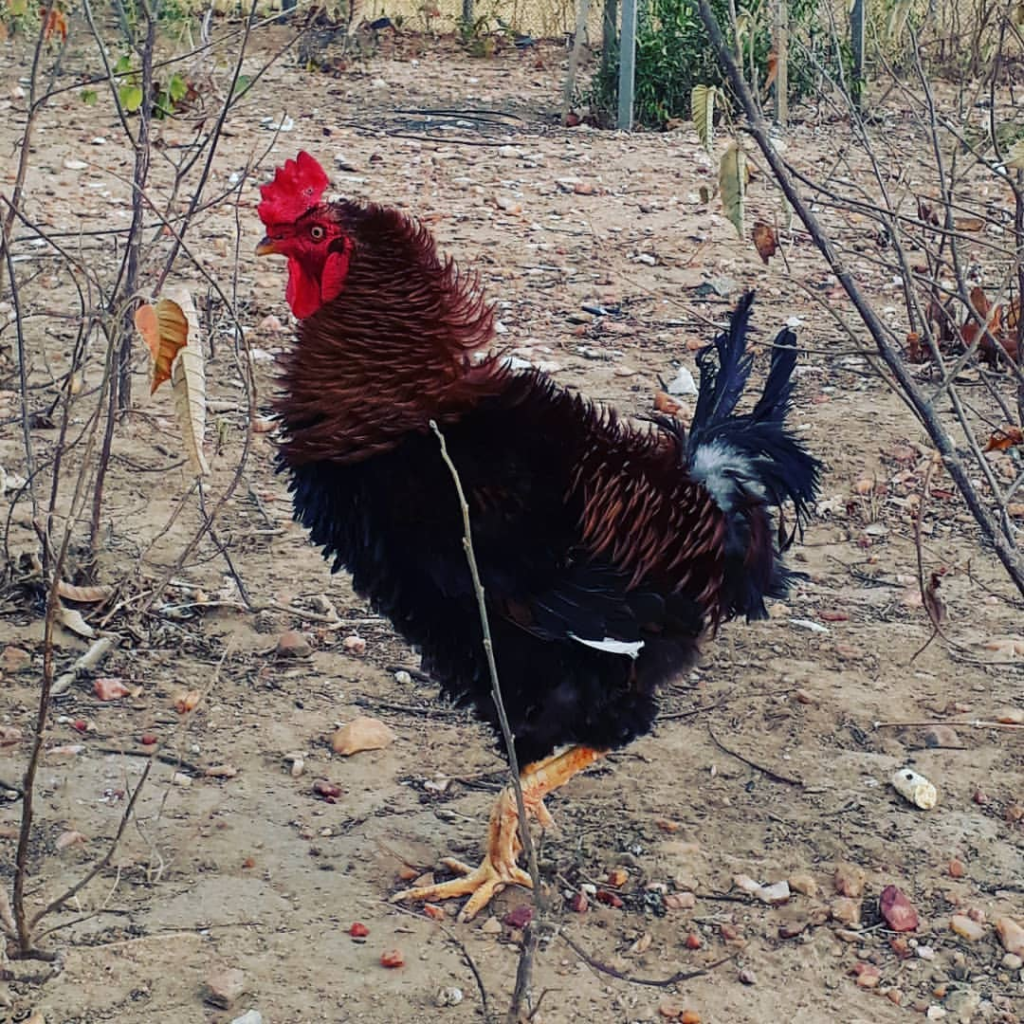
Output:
top-left (58, 604), bottom-right (95, 639)
top-left (984, 426), bottom-right (1024, 451)
top-left (719, 141), bottom-right (746, 239)
top-left (905, 331), bottom-right (927, 363)
top-left (764, 50), bottom-right (779, 91)
top-left (691, 84), bottom-right (717, 154)
top-left (752, 221), bottom-right (778, 263)
top-left (962, 287), bottom-right (1020, 366)
top-left (164, 286), bottom-right (210, 477)
top-left (135, 299), bottom-right (188, 395)
top-left (923, 571), bottom-right (947, 626)
top-left (331, 715), bottom-right (396, 756)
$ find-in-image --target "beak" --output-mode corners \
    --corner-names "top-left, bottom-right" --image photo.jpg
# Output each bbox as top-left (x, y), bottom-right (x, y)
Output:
top-left (255, 236), bottom-right (278, 256)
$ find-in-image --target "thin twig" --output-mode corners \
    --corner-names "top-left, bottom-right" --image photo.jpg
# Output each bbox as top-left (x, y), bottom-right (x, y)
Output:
top-left (429, 420), bottom-right (543, 1023)
top-left (561, 931), bottom-right (735, 987)
top-left (875, 719), bottom-right (1023, 731)
top-left (706, 724), bottom-right (804, 787)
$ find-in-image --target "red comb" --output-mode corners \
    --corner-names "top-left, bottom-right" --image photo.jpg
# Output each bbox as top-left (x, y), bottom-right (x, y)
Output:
top-left (258, 151), bottom-right (329, 227)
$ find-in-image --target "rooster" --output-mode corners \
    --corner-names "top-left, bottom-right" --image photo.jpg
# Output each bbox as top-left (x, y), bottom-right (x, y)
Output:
top-left (256, 152), bottom-right (820, 922)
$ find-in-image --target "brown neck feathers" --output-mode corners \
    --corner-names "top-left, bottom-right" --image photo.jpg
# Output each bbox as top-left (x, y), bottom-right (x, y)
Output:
top-left (274, 204), bottom-right (507, 465)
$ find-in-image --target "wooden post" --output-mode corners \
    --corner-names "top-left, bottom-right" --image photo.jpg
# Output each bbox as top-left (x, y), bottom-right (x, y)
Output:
top-left (617, 0), bottom-right (637, 129)
top-left (562, 0), bottom-right (592, 124)
top-left (851, 0), bottom-right (865, 110)
top-left (773, 0), bottom-right (788, 124)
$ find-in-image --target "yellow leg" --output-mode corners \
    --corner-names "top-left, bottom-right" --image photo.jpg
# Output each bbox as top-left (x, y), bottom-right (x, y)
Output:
top-left (391, 745), bottom-right (604, 922)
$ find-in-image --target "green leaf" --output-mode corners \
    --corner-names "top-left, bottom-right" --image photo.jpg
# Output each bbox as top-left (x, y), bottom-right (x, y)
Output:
top-left (231, 74), bottom-right (251, 97)
top-left (719, 140), bottom-right (746, 238)
top-left (8, 0), bottom-right (28, 16)
top-left (114, 54), bottom-right (133, 75)
top-left (168, 73), bottom-right (187, 102)
top-left (691, 84), bottom-right (716, 154)
top-left (119, 84), bottom-right (144, 112)
top-left (1007, 139), bottom-right (1024, 171)
top-left (80, 88), bottom-right (98, 105)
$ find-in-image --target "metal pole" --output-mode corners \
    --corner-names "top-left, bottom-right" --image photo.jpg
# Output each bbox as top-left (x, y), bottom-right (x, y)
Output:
top-left (773, 0), bottom-right (788, 124)
top-left (617, 0), bottom-right (637, 129)
top-left (850, 0), bottom-right (865, 110)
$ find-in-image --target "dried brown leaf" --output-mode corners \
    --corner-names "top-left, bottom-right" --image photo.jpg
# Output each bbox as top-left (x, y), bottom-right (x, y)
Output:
top-left (752, 220), bottom-right (778, 264)
top-left (985, 426), bottom-right (1024, 452)
top-left (135, 299), bottom-right (188, 395)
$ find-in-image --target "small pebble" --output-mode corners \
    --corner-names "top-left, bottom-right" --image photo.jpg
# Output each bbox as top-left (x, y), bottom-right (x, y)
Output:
top-left (733, 874), bottom-right (761, 894)
top-left (788, 872), bottom-right (818, 897)
top-left (664, 892), bottom-right (695, 910)
top-left (276, 630), bottom-right (311, 658)
top-left (950, 914), bottom-right (985, 941)
top-left (1001, 952), bottom-right (1023, 970)
top-left (995, 916), bottom-right (1024, 956)
top-left (394, 670), bottom-right (413, 685)
top-left (205, 968), bottom-right (247, 1009)
top-left (342, 634), bottom-right (366, 655)
top-left (480, 917), bottom-right (502, 935)
top-left (738, 968), bottom-right (756, 985)
top-left (229, 1013), bottom-right (262, 1024)
top-left (756, 880), bottom-right (791, 905)
top-left (917, 945), bottom-right (935, 960)
top-left (879, 885), bottom-right (919, 932)
top-left (435, 987), bottom-right (463, 1007)
top-left (926, 1007), bottom-right (947, 1020)
top-left (831, 897), bottom-right (862, 926)
top-left (853, 962), bottom-right (880, 988)
top-left (834, 862), bottom-right (866, 898)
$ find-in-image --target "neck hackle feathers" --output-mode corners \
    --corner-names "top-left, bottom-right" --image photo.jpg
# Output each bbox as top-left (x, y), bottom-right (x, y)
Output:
top-left (264, 154), bottom-right (503, 465)
top-left (258, 151), bottom-right (329, 229)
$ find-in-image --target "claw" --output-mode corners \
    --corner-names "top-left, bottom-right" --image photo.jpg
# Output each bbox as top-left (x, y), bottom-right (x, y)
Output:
top-left (390, 747), bottom-right (603, 921)
top-left (391, 855), bottom-right (533, 922)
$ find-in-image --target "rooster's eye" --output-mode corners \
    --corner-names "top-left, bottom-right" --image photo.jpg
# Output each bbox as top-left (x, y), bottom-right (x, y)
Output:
top-left (310, 225), bottom-right (325, 241)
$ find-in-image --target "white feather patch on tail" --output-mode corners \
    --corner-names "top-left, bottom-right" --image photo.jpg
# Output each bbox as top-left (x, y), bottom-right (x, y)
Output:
top-left (568, 633), bottom-right (644, 659)
top-left (690, 438), bottom-right (764, 513)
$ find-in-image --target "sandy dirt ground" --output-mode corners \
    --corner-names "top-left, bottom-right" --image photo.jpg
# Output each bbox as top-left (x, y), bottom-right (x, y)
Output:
top-left (1, 22), bottom-right (1023, 1024)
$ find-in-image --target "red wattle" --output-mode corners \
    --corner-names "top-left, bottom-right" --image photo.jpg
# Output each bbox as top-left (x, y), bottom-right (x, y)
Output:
top-left (286, 258), bottom-right (323, 319)
top-left (321, 247), bottom-right (351, 304)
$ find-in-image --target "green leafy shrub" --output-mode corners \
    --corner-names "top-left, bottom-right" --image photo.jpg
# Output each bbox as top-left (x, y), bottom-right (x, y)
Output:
top-left (588, 0), bottom-right (844, 128)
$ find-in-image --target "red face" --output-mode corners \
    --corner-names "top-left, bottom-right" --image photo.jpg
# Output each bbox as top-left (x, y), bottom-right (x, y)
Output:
top-left (256, 207), bottom-right (352, 319)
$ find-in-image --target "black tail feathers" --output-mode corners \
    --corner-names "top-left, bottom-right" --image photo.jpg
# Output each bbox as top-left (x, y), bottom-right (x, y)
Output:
top-left (686, 292), bottom-right (821, 620)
